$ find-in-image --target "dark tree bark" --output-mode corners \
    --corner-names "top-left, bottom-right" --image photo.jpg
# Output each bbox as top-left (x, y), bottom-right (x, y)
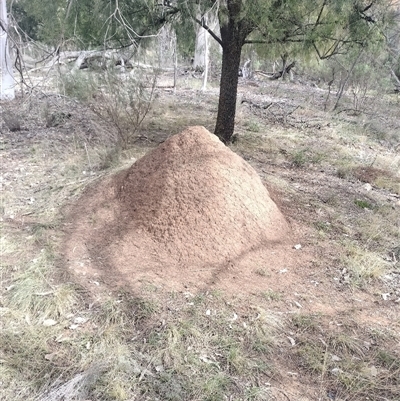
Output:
top-left (214, 27), bottom-right (242, 143)
top-left (214, 0), bottom-right (252, 144)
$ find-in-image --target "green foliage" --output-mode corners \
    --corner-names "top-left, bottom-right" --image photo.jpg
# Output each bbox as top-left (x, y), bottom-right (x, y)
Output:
top-left (16, 0), bottom-right (67, 46)
top-left (174, 17), bottom-right (196, 59)
top-left (354, 199), bottom-right (374, 209)
top-left (12, 0), bottom-right (164, 48)
top-left (10, 2), bottom-right (39, 40)
top-left (13, 0), bottom-right (393, 65)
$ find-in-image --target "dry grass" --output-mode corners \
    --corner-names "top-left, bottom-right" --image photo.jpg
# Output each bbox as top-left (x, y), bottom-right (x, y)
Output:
top-left (1, 73), bottom-right (399, 401)
top-left (341, 243), bottom-right (390, 287)
top-left (289, 312), bottom-right (400, 400)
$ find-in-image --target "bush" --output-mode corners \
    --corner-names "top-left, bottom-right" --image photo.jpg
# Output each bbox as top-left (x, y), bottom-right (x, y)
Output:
top-left (90, 68), bottom-right (156, 149)
top-left (59, 67), bottom-right (156, 149)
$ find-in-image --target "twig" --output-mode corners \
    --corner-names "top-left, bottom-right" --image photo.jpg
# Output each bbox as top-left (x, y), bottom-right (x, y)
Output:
top-left (84, 143), bottom-right (92, 171)
top-left (273, 387), bottom-right (292, 401)
top-left (241, 98), bottom-right (273, 110)
top-left (335, 108), bottom-right (362, 116)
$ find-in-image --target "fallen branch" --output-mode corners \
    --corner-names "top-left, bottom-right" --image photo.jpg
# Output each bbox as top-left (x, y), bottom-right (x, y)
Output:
top-left (254, 61), bottom-right (296, 80)
top-left (241, 98), bottom-right (273, 110)
top-left (37, 364), bottom-right (107, 401)
top-left (389, 67), bottom-right (400, 92)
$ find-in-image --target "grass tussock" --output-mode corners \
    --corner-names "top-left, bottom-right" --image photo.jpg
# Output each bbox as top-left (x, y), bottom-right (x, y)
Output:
top-left (292, 315), bottom-right (400, 401)
top-left (342, 243), bottom-right (389, 287)
top-left (6, 250), bottom-right (78, 321)
top-left (337, 164), bottom-right (400, 194)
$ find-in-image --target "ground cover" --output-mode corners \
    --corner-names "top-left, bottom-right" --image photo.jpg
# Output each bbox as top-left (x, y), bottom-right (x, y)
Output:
top-left (1, 74), bottom-right (399, 400)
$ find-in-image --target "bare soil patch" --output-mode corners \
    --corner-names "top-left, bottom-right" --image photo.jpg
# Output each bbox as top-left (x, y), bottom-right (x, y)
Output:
top-left (63, 126), bottom-right (311, 295)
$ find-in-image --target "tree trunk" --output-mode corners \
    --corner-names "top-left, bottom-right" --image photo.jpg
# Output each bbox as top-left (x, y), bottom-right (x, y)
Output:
top-left (333, 50), bottom-right (363, 111)
top-left (173, 35), bottom-right (178, 93)
top-left (194, 14), bottom-right (208, 70)
top-left (281, 53), bottom-right (288, 81)
top-left (0, 0), bottom-right (15, 100)
top-left (214, 26), bottom-right (242, 143)
top-left (201, 15), bottom-right (209, 91)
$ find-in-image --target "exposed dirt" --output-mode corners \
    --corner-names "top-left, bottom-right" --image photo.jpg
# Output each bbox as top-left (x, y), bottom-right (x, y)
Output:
top-left (63, 126), bottom-right (312, 296)
top-left (60, 120), bottom-right (398, 330)
top-left (3, 91), bottom-right (398, 319)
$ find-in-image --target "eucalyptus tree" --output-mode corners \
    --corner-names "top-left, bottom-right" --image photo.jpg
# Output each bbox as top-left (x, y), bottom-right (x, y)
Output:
top-left (1, 0), bottom-right (14, 100)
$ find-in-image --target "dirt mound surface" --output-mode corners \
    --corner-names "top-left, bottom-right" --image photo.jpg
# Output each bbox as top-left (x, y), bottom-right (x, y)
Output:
top-left (64, 127), bottom-right (300, 293)
top-left (116, 126), bottom-right (288, 265)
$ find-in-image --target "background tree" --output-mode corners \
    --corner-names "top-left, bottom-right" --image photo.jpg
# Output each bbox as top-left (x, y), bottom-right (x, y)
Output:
top-left (1, 0), bottom-right (14, 100)
top-left (218, 0), bottom-right (389, 142)
top-left (384, 0), bottom-right (400, 91)
top-left (155, 0), bottom-right (391, 142)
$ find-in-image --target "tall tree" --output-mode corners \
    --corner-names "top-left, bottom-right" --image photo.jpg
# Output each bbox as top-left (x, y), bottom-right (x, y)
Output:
top-left (1, 0), bottom-right (14, 100)
top-left (151, 0), bottom-right (389, 142)
top-left (384, 0), bottom-right (400, 90)
top-left (200, 0), bottom-right (388, 142)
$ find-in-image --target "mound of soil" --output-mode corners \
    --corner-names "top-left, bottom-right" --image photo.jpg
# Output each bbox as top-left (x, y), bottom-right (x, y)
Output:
top-left (116, 126), bottom-right (288, 265)
top-left (65, 126), bottom-right (296, 292)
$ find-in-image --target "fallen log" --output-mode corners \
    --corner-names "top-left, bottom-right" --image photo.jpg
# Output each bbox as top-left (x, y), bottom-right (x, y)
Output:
top-left (254, 61), bottom-right (296, 80)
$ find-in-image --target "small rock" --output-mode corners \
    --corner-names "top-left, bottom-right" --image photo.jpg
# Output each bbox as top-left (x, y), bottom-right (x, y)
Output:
top-left (369, 365), bottom-right (378, 377)
top-left (44, 353), bottom-right (56, 361)
top-left (363, 183), bottom-right (372, 191)
top-left (382, 293), bottom-right (391, 301)
top-left (42, 319), bottom-right (58, 327)
top-left (73, 317), bottom-right (88, 324)
top-left (293, 301), bottom-right (303, 309)
top-left (331, 354), bottom-right (341, 362)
